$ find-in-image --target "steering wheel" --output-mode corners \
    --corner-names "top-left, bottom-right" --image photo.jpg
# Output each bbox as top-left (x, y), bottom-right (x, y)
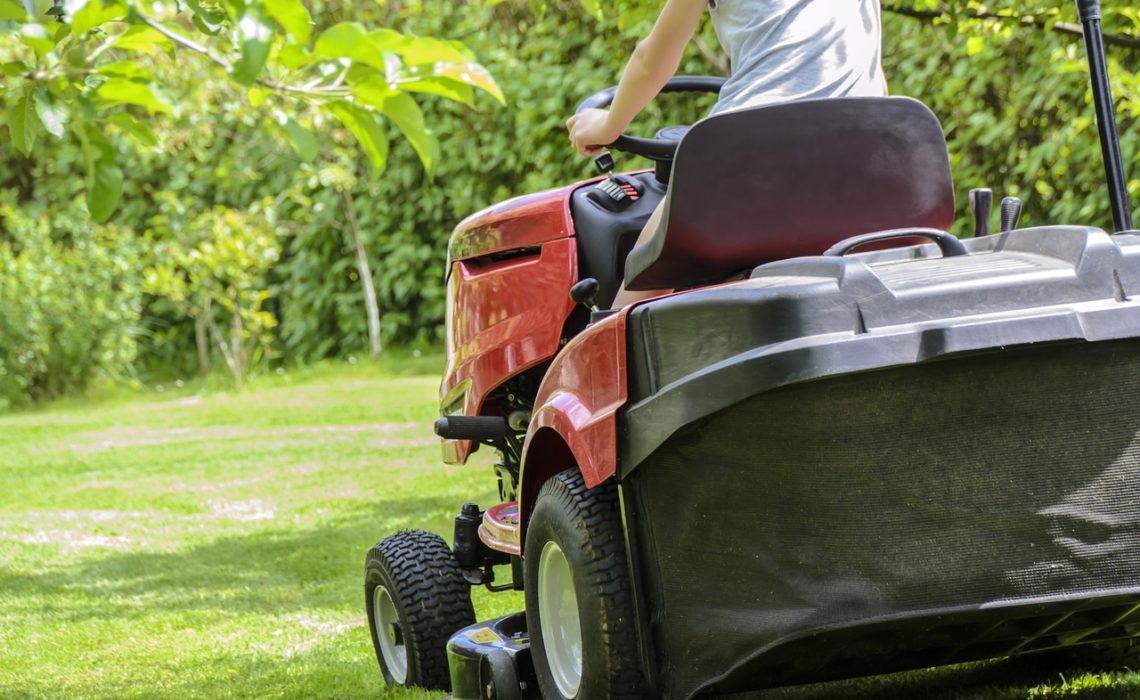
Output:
top-left (574, 76), bottom-right (726, 161)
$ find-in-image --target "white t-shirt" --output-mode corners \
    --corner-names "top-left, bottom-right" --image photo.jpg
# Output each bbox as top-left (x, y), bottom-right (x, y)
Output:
top-left (708, 0), bottom-right (886, 114)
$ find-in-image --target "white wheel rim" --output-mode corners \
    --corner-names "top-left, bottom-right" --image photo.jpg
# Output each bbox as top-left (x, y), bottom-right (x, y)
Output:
top-left (538, 541), bottom-right (583, 698)
top-left (373, 585), bottom-right (408, 684)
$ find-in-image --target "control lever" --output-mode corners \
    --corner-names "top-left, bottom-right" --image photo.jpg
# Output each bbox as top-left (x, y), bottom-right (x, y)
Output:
top-left (570, 278), bottom-right (601, 314)
top-left (969, 188), bottom-right (993, 238)
top-left (1001, 196), bottom-right (1023, 232)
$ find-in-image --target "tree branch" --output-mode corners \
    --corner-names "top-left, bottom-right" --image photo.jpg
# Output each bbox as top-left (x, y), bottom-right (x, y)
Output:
top-left (132, 9), bottom-right (351, 98)
top-left (883, 3), bottom-right (1140, 51)
top-left (134, 10), bottom-right (233, 70)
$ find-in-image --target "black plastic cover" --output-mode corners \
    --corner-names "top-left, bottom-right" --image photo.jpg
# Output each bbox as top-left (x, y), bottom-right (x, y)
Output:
top-left (625, 337), bottom-right (1140, 698)
top-left (570, 172), bottom-right (666, 308)
top-left (625, 226), bottom-right (1140, 470)
top-left (447, 613), bottom-right (536, 700)
top-left (619, 226), bottom-right (1140, 698)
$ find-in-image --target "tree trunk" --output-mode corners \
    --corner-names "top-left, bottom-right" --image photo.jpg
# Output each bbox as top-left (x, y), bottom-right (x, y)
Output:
top-left (204, 296), bottom-right (242, 386)
top-left (193, 314), bottom-right (210, 376)
top-left (342, 188), bottom-right (382, 358)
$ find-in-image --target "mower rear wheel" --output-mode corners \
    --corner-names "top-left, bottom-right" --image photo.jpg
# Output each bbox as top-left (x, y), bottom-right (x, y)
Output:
top-left (365, 530), bottom-right (476, 690)
top-left (525, 469), bottom-right (644, 700)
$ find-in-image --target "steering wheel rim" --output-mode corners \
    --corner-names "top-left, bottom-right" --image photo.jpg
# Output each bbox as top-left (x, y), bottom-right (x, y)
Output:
top-left (574, 75), bottom-right (726, 160)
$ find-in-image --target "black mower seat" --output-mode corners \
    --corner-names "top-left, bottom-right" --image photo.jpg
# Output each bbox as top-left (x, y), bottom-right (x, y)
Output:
top-left (624, 97), bottom-right (956, 290)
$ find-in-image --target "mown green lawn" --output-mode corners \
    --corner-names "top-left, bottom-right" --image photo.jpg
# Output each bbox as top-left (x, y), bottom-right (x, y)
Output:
top-left (2, 357), bottom-right (1139, 699)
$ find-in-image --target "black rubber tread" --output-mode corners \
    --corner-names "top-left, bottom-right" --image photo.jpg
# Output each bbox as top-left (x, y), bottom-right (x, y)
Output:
top-left (525, 469), bottom-right (646, 700)
top-left (365, 529), bottom-right (476, 691)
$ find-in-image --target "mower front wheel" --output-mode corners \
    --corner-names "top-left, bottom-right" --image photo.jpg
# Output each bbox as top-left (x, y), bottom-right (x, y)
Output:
top-left (365, 530), bottom-right (476, 690)
top-left (525, 469), bottom-right (645, 700)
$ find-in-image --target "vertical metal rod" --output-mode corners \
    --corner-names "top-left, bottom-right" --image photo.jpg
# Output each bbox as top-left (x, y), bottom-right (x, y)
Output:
top-left (1077, 0), bottom-right (1134, 232)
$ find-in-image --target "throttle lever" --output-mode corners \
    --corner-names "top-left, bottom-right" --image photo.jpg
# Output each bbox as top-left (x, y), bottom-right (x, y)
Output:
top-left (1001, 196), bottom-right (1023, 232)
top-left (969, 188), bottom-right (993, 238)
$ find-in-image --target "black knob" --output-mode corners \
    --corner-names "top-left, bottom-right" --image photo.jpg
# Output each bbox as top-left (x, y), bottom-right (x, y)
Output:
top-left (969, 188), bottom-right (993, 238)
top-left (594, 152), bottom-right (615, 175)
top-left (1001, 196), bottom-right (1023, 232)
top-left (570, 278), bottom-right (601, 312)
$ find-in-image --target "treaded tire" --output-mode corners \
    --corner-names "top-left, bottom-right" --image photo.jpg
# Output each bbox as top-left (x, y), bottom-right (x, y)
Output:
top-left (525, 469), bottom-right (645, 700)
top-left (365, 529), bottom-right (476, 690)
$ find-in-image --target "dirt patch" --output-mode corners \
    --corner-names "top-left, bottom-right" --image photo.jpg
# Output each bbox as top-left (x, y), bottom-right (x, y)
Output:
top-left (70, 422), bottom-right (425, 453)
top-left (205, 499), bottom-right (276, 522)
top-left (6, 527), bottom-right (141, 552)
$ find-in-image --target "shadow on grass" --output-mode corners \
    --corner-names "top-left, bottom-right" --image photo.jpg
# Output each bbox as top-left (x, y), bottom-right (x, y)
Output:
top-left (7, 491), bottom-right (1140, 699)
top-left (742, 649), bottom-right (1140, 700)
top-left (0, 495), bottom-right (459, 623)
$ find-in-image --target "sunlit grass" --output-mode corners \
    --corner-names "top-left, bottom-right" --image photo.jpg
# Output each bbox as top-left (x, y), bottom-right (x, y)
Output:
top-left (0, 355), bottom-right (519, 699)
top-left (2, 357), bottom-right (1139, 698)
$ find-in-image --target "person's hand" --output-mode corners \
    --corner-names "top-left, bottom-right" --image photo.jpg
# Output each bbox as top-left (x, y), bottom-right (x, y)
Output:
top-left (566, 109), bottom-right (622, 157)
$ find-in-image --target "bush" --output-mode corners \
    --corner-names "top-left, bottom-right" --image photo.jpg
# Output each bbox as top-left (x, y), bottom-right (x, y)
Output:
top-left (0, 0), bottom-right (1135, 393)
top-left (0, 204), bottom-right (143, 407)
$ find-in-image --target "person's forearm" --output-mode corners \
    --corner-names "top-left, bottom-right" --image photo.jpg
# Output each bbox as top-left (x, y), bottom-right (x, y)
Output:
top-left (604, 41), bottom-right (681, 134)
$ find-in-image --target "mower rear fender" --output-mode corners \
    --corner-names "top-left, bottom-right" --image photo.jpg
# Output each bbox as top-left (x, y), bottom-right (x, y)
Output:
top-left (518, 312), bottom-right (628, 544)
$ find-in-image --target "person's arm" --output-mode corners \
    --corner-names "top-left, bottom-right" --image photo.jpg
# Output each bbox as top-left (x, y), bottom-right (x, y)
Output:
top-left (567, 0), bottom-right (708, 157)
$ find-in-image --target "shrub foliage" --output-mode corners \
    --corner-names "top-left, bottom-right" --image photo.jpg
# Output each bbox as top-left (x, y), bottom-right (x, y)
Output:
top-left (0, 0), bottom-right (1137, 402)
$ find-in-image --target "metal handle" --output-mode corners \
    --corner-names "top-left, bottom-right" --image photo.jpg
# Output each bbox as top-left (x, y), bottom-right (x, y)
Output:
top-left (824, 228), bottom-right (968, 258)
top-left (1075, 0), bottom-right (1133, 232)
top-left (434, 416), bottom-right (509, 442)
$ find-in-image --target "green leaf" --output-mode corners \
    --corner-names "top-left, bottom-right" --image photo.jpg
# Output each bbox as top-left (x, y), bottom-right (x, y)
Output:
top-left (263, 0), bottom-right (310, 44)
top-left (191, 12), bottom-right (224, 35)
top-left (313, 22), bottom-right (402, 71)
top-left (426, 62), bottom-right (504, 104)
top-left (8, 89), bottom-right (40, 156)
top-left (111, 26), bottom-right (173, 55)
top-left (0, 61), bottom-right (27, 77)
top-left (276, 42), bottom-right (310, 69)
top-left (94, 77), bottom-right (174, 114)
top-left (89, 154), bottom-right (122, 223)
top-left (106, 112), bottom-right (157, 147)
top-left (397, 36), bottom-right (471, 65)
top-left (578, 0), bottom-right (601, 19)
top-left (33, 88), bottom-right (67, 138)
top-left (350, 77), bottom-right (437, 173)
top-left (71, 0), bottom-right (125, 35)
top-left (0, 0), bottom-right (27, 20)
top-left (232, 6), bottom-right (273, 86)
top-left (398, 74), bottom-right (474, 107)
top-left (247, 85), bottom-right (270, 107)
top-left (328, 102), bottom-right (388, 173)
top-left (348, 73), bottom-right (394, 108)
top-left (381, 91), bottom-right (438, 174)
top-left (184, 0), bottom-right (227, 31)
top-left (96, 60), bottom-right (153, 80)
top-left (282, 117), bottom-right (317, 162)
top-left (19, 23), bottom-right (56, 57)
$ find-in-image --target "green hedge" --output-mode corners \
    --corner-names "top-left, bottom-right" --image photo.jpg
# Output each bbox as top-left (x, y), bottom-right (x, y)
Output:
top-left (0, 0), bottom-right (1136, 399)
top-left (0, 203), bottom-right (142, 407)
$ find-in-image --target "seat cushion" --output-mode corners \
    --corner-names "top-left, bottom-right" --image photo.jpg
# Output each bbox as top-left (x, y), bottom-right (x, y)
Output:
top-left (624, 97), bottom-right (956, 290)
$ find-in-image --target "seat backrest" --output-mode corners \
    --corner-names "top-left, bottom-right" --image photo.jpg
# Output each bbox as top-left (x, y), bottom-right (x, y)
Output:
top-left (623, 97), bottom-right (956, 290)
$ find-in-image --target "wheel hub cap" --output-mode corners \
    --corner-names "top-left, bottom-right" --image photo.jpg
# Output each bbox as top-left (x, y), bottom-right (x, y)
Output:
top-left (538, 541), bottom-right (583, 698)
top-left (373, 585), bottom-right (408, 684)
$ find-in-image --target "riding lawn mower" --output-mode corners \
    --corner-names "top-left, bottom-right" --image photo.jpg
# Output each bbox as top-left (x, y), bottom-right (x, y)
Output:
top-left (365, 2), bottom-right (1140, 698)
